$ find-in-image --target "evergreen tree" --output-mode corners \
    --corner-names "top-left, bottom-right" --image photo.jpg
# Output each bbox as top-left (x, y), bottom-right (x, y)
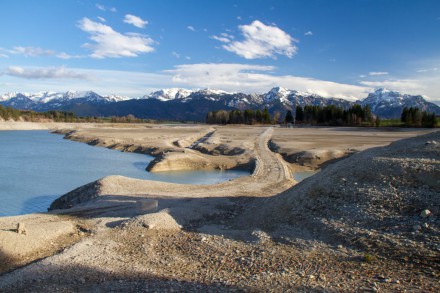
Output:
top-left (284, 110), bottom-right (294, 124)
top-left (256, 109), bottom-right (263, 124)
top-left (262, 107), bottom-right (271, 124)
top-left (295, 106), bottom-right (304, 123)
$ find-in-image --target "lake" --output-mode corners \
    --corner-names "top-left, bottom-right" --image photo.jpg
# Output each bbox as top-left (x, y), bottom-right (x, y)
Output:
top-left (0, 131), bottom-right (249, 217)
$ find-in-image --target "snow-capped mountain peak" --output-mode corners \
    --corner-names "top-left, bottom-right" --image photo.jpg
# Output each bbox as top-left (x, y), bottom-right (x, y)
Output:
top-left (198, 88), bottom-right (232, 96)
top-left (363, 88), bottom-right (406, 109)
top-left (143, 88), bottom-right (193, 101)
top-left (0, 92), bottom-right (20, 102)
top-left (263, 87), bottom-right (294, 103)
top-left (103, 94), bottom-right (131, 102)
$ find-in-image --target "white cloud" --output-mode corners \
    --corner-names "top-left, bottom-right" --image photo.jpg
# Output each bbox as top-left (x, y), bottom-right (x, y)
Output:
top-left (172, 51), bottom-right (180, 58)
top-left (237, 16), bottom-right (242, 20)
top-left (359, 75), bottom-right (440, 103)
top-left (11, 46), bottom-right (55, 57)
top-left (1, 64), bottom-right (371, 100)
top-left (304, 31), bottom-right (313, 36)
top-left (187, 26), bottom-right (196, 32)
top-left (0, 53), bottom-right (8, 58)
top-left (211, 32), bottom-right (235, 43)
top-left (97, 16), bottom-right (106, 22)
top-left (211, 35), bottom-right (231, 43)
top-left (96, 4), bottom-right (105, 11)
top-left (360, 79), bottom-right (420, 91)
top-left (96, 4), bottom-right (116, 12)
top-left (2, 64), bottom-right (439, 104)
top-left (221, 33), bottom-right (234, 39)
top-left (124, 14), bottom-right (148, 28)
top-left (220, 20), bottom-right (298, 59)
top-left (165, 63), bottom-right (369, 99)
top-left (56, 52), bottom-right (84, 59)
top-left (368, 71), bottom-right (389, 76)
top-left (77, 18), bottom-right (155, 58)
top-left (417, 67), bottom-right (438, 73)
top-left (4, 66), bottom-right (88, 79)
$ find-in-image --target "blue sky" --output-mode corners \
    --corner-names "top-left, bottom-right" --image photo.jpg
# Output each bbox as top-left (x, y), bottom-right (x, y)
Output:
top-left (0, 0), bottom-right (439, 103)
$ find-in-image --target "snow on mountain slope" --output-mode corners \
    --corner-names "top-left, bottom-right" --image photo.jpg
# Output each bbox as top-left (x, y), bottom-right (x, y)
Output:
top-left (142, 88), bottom-right (193, 101)
top-left (103, 94), bottom-right (131, 102)
top-left (0, 91), bottom-right (109, 103)
top-left (1, 87), bottom-right (438, 119)
top-left (263, 87), bottom-right (293, 104)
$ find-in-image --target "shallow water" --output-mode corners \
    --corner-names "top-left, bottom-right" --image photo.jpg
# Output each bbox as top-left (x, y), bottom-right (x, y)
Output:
top-left (292, 170), bottom-right (319, 182)
top-left (0, 131), bottom-right (248, 216)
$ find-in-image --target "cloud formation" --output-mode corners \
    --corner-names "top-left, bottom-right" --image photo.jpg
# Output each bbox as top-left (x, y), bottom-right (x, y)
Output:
top-left (219, 20), bottom-right (297, 59)
top-left (368, 71), bottom-right (389, 76)
top-left (304, 31), bottom-right (313, 36)
top-left (78, 18), bottom-right (154, 58)
top-left (124, 14), bottom-right (148, 28)
top-left (10, 64), bottom-right (440, 103)
top-left (56, 52), bottom-right (84, 59)
top-left (187, 26), bottom-right (196, 32)
top-left (11, 46), bottom-right (55, 57)
top-left (359, 72), bottom-right (440, 103)
top-left (4, 66), bottom-right (88, 79)
top-left (96, 4), bottom-right (116, 12)
top-left (165, 63), bottom-right (368, 99)
top-left (417, 67), bottom-right (438, 73)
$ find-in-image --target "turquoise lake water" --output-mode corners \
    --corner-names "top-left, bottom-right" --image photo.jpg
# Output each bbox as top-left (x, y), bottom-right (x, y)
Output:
top-left (0, 131), bottom-right (249, 217)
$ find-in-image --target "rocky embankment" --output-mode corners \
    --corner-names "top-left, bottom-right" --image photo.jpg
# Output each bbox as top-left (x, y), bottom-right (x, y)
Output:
top-left (241, 131), bottom-right (440, 268)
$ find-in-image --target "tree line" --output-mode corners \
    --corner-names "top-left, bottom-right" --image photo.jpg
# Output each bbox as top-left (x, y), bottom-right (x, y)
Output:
top-left (291, 104), bottom-right (376, 126)
top-left (0, 105), bottom-right (77, 122)
top-left (401, 107), bottom-right (436, 127)
top-left (206, 108), bottom-right (276, 125)
top-left (207, 104), bottom-right (377, 126)
top-left (0, 105), bottom-right (154, 124)
top-left (207, 105), bottom-right (437, 127)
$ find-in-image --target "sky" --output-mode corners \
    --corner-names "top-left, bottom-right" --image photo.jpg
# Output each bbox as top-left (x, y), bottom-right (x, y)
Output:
top-left (0, 0), bottom-right (439, 103)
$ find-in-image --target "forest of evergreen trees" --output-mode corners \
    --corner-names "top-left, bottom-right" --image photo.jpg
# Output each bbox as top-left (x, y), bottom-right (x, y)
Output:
top-left (400, 107), bottom-right (437, 127)
top-left (207, 104), bottom-right (378, 126)
top-left (206, 108), bottom-right (273, 125)
top-left (207, 105), bottom-right (438, 127)
top-left (0, 105), bottom-right (77, 122)
top-left (0, 105), bottom-right (153, 124)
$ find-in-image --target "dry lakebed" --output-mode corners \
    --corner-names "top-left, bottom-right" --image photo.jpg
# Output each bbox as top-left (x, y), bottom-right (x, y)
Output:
top-left (0, 122), bottom-right (438, 292)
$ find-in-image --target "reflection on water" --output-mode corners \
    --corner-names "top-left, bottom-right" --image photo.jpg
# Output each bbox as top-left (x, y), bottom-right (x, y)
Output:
top-left (293, 170), bottom-right (319, 182)
top-left (0, 131), bottom-right (249, 217)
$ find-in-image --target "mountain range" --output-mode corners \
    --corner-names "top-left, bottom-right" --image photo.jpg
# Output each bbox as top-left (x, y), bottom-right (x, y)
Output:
top-left (1, 87), bottom-right (439, 121)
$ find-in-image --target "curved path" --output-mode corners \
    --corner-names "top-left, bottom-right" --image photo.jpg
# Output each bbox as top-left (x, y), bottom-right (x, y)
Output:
top-left (51, 127), bottom-right (295, 215)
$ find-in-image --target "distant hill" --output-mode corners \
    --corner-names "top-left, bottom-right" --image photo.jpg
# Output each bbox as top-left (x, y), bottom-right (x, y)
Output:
top-left (1, 87), bottom-right (439, 121)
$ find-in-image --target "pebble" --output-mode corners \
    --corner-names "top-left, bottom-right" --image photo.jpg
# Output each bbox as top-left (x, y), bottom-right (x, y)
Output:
top-left (420, 209), bottom-right (432, 218)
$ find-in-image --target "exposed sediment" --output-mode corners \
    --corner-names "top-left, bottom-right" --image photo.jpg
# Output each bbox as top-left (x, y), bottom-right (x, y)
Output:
top-left (1, 123), bottom-right (438, 292)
